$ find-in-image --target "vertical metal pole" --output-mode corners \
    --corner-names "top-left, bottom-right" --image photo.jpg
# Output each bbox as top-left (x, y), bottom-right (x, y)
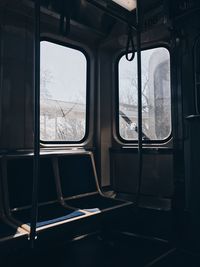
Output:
top-left (136, 0), bottom-right (143, 205)
top-left (30, 0), bottom-right (40, 248)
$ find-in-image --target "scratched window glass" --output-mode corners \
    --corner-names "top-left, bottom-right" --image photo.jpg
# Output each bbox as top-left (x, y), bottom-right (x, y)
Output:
top-left (118, 47), bottom-right (171, 141)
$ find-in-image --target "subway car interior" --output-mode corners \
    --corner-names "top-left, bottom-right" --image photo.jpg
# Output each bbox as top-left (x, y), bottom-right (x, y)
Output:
top-left (0, 0), bottom-right (200, 266)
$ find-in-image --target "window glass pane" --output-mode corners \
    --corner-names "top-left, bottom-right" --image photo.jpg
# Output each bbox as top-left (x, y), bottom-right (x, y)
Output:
top-left (40, 41), bottom-right (87, 142)
top-left (118, 47), bottom-right (171, 141)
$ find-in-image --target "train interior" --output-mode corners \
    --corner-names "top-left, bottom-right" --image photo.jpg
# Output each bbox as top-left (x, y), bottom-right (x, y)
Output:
top-left (0, 0), bottom-right (200, 266)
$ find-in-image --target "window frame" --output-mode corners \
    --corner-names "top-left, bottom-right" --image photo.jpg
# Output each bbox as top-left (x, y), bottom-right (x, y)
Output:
top-left (115, 45), bottom-right (172, 144)
top-left (40, 37), bottom-right (90, 145)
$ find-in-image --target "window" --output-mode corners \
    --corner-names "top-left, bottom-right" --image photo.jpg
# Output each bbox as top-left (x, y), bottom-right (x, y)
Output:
top-left (118, 47), bottom-right (171, 141)
top-left (40, 41), bottom-right (87, 142)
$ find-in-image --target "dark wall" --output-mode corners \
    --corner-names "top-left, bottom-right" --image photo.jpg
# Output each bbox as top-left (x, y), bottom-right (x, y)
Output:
top-left (0, 6), bottom-right (34, 150)
top-left (111, 150), bottom-right (174, 197)
top-left (179, 12), bottom-right (200, 239)
top-left (97, 19), bottom-right (175, 198)
top-left (0, 2), bottom-right (101, 151)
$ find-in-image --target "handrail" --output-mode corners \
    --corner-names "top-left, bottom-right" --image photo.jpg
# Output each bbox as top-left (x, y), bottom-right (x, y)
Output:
top-left (86, 0), bottom-right (143, 205)
top-left (135, 0), bottom-right (143, 205)
top-left (59, 0), bottom-right (71, 35)
top-left (125, 26), bottom-right (135, 61)
top-left (30, 0), bottom-right (40, 248)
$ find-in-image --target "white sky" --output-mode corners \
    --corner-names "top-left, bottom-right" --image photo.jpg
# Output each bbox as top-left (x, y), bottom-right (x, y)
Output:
top-left (119, 47), bottom-right (161, 80)
top-left (40, 41), bottom-right (87, 103)
top-left (119, 48), bottom-right (169, 103)
top-left (40, 43), bottom-right (168, 105)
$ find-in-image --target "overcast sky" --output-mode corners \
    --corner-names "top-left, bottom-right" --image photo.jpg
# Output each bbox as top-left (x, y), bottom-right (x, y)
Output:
top-left (119, 47), bottom-right (169, 101)
top-left (40, 41), bottom-right (87, 103)
top-left (41, 42), bottom-right (169, 104)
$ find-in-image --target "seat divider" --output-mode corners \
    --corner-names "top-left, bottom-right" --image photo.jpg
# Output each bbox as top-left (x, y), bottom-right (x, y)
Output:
top-left (1, 158), bottom-right (12, 218)
top-left (1, 158), bottom-right (30, 232)
top-left (52, 157), bottom-right (65, 206)
top-left (52, 156), bottom-right (95, 215)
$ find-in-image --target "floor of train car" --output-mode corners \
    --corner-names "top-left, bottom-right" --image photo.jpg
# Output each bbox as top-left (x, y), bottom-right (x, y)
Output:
top-left (0, 221), bottom-right (20, 238)
top-left (2, 231), bottom-right (200, 267)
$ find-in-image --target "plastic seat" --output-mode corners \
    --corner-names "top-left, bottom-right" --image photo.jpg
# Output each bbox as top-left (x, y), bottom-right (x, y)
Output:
top-left (56, 152), bottom-right (132, 219)
top-left (1, 155), bottom-right (95, 236)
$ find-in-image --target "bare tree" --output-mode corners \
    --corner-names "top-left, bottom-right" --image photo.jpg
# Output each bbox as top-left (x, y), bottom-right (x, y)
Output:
top-left (40, 68), bottom-right (85, 141)
top-left (54, 101), bottom-right (85, 141)
top-left (40, 69), bottom-right (53, 99)
top-left (119, 66), bottom-right (151, 139)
